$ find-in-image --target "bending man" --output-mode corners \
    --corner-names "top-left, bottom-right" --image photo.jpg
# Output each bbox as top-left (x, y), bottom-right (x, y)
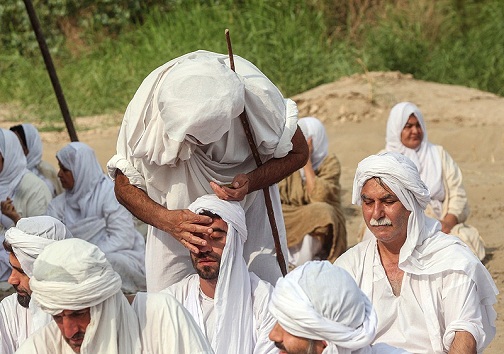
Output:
top-left (107, 50), bottom-right (308, 290)
top-left (335, 152), bottom-right (497, 353)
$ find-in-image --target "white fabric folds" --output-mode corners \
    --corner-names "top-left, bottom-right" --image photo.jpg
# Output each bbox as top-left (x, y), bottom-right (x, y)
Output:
top-left (5, 216), bottom-right (72, 277)
top-left (270, 261), bottom-right (377, 354)
top-left (187, 194), bottom-right (253, 354)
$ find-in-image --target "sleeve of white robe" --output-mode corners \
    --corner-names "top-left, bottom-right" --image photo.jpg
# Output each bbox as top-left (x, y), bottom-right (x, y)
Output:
top-left (439, 146), bottom-right (470, 223)
top-left (250, 274), bottom-right (278, 354)
top-left (132, 292), bottom-right (214, 354)
top-left (0, 295), bottom-right (18, 354)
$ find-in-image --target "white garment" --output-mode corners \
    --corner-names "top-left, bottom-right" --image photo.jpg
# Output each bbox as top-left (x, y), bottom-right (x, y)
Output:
top-left (298, 117), bottom-right (329, 178)
top-left (47, 142), bottom-right (146, 293)
top-left (270, 261), bottom-right (377, 354)
top-left (341, 152), bottom-right (498, 353)
top-left (132, 292), bottom-right (214, 354)
top-left (164, 194), bottom-right (277, 354)
top-left (19, 238), bottom-right (142, 354)
top-left (385, 102), bottom-right (445, 216)
top-left (107, 50), bottom-right (295, 289)
top-left (0, 293), bottom-right (52, 354)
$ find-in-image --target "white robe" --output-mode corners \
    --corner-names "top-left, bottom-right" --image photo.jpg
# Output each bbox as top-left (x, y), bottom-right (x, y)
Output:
top-left (164, 273), bottom-right (277, 354)
top-left (0, 293), bottom-right (52, 354)
top-left (108, 50), bottom-right (296, 290)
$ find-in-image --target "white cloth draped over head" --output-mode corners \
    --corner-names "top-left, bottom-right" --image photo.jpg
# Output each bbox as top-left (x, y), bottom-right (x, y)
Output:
top-left (29, 238), bottom-right (141, 354)
top-left (20, 124), bottom-right (43, 171)
top-left (352, 152), bottom-right (498, 349)
top-left (5, 216), bottom-right (72, 277)
top-left (56, 142), bottom-right (105, 216)
top-left (270, 261), bottom-right (377, 354)
top-left (298, 117), bottom-right (329, 179)
top-left (187, 194), bottom-right (253, 353)
top-left (0, 128), bottom-right (29, 228)
top-left (385, 102), bottom-right (445, 214)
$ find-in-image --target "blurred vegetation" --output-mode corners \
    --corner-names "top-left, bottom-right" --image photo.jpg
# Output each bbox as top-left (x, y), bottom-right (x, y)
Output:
top-left (0, 0), bottom-right (502, 124)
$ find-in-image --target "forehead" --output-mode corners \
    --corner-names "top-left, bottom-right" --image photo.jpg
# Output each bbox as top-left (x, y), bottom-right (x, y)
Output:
top-left (405, 114), bottom-right (419, 124)
top-left (211, 217), bottom-right (228, 231)
top-left (361, 178), bottom-right (396, 198)
top-left (8, 252), bottom-right (22, 268)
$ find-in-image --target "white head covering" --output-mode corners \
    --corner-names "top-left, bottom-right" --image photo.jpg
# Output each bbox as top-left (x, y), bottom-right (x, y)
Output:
top-left (56, 142), bottom-right (105, 213)
top-left (30, 238), bottom-right (141, 353)
top-left (5, 216), bottom-right (73, 277)
top-left (352, 152), bottom-right (432, 268)
top-left (0, 128), bottom-right (30, 228)
top-left (385, 102), bottom-right (444, 212)
top-left (298, 117), bottom-right (329, 178)
top-left (187, 194), bottom-right (253, 353)
top-left (20, 124), bottom-right (43, 171)
top-left (269, 261), bottom-right (377, 354)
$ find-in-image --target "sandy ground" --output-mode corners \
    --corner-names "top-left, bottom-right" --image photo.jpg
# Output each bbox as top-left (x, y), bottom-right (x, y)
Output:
top-left (1, 71), bottom-right (503, 351)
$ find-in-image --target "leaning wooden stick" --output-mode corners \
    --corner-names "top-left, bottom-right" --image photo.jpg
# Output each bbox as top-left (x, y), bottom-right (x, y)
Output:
top-left (225, 29), bottom-right (288, 276)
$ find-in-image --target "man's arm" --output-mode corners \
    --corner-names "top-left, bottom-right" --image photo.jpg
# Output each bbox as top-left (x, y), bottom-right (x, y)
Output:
top-left (210, 126), bottom-right (309, 200)
top-left (448, 331), bottom-right (476, 354)
top-left (113, 170), bottom-right (212, 253)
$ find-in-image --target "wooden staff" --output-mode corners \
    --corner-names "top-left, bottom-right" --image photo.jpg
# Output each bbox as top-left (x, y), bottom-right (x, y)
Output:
top-left (225, 29), bottom-right (287, 276)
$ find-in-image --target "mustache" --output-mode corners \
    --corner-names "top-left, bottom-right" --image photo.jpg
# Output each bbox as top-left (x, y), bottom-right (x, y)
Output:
top-left (69, 332), bottom-right (85, 341)
top-left (194, 251), bottom-right (220, 261)
top-left (274, 342), bottom-right (286, 350)
top-left (369, 217), bottom-right (392, 226)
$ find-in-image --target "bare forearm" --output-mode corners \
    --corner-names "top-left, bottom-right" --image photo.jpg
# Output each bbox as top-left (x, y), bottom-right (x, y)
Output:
top-left (246, 126), bottom-right (308, 192)
top-left (448, 331), bottom-right (476, 354)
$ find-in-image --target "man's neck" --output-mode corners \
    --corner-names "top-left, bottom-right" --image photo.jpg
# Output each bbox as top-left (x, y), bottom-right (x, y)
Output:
top-left (377, 238), bottom-right (405, 296)
top-left (199, 278), bottom-right (217, 299)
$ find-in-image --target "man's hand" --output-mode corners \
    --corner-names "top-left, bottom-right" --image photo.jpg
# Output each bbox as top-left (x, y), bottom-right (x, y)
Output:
top-left (210, 173), bottom-right (250, 201)
top-left (441, 213), bottom-right (458, 234)
top-left (1, 197), bottom-right (20, 224)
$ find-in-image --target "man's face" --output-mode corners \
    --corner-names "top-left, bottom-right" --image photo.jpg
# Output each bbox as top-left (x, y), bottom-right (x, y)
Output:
top-left (400, 114), bottom-right (423, 149)
top-left (53, 308), bottom-right (91, 353)
top-left (8, 252), bottom-right (31, 308)
top-left (269, 322), bottom-right (325, 354)
top-left (361, 178), bottom-right (411, 246)
top-left (57, 159), bottom-right (75, 190)
top-left (190, 216), bottom-right (227, 280)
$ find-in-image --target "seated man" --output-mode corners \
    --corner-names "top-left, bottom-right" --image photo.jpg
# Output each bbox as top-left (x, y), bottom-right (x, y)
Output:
top-left (10, 123), bottom-right (63, 197)
top-left (0, 216), bottom-right (72, 354)
top-left (47, 142), bottom-right (146, 293)
top-left (335, 152), bottom-right (498, 353)
top-left (361, 102), bottom-right (485, 260)
top-left (163, 194), bottom-right (277, 354)
top-left (17, 238), bottom-right (212, 353)
top-left (278, 117), bottom-right (347, 267)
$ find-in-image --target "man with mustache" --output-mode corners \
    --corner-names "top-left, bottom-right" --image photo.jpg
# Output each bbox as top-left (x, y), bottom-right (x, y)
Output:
top-left (335, 152), bottom-right (498, 353)
top-left (16, 237), bottom-right (212, 354)
top-left (163, 194), bottom-right (278, 354)
top-left (0, 216), bottom-right (72, 354)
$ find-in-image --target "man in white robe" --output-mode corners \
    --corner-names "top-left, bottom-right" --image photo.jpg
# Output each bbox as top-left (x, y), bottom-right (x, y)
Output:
top-left (10, 123), bottom-right (63, 197)
top-left (17, 238), bottom-right (212, 353)
top-left (0, 128), bottom-right (52, 281)
top-left (335, 152), bottom-right (498, 353)
top-left (0, 216), bottom-right (72, 354)
top-left (163, 194), bottom-right (277, 354)
top-left (47, 142), bottom-right (146, 293)
top-left (107, 50), bottom-right (308, 291)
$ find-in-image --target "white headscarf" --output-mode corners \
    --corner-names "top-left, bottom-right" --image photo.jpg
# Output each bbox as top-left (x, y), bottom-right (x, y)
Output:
top-left (56, 142), bottom-right (105, 214)
top-left (385, 102), bottom-right (444, 212)
top-left (30, 238), bottom-right (141, 354)
top-left (19, 124), bottom-right (43, 171)
top-left (5, 216), bottom-right (73, 277)
top-left (298, 117), bottom-right (329, 179)
top-left (0, 128), bottom-right (30, 228)
top-left (270, 261), bottom-right (377, 354)
top-left (187, 194), bottom-right (253, 354)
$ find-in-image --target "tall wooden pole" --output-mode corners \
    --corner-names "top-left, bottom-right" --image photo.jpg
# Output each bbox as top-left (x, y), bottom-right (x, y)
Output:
top-left (22, 0), bottom-right (78, 142)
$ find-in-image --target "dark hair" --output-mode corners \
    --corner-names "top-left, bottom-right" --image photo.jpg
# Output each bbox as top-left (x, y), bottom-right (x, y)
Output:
top-left (2, 239), bottom-right (13, 253)
top-left (9, 124), bottom-right (27, 148)
top-left (199, 210), bottom-right (222, 219)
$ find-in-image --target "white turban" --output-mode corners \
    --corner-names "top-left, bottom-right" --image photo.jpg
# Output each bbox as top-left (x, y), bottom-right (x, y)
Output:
top-left (269, 261), bottom-right (377, 353)
top-left (385, 102), bottom-right (444, 209)
top-left (5, 216), bottom-right (72, 277)
top-left (30, 238), bottom-right (141, 354)
top-left (298, 117), bottom-right (329, 180)
top-left (187, 194), bottom-right (254, 353)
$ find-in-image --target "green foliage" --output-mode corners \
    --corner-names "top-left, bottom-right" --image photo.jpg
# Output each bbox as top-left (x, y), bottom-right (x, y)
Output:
top-left (1, 0), bottom-right (504, 124)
